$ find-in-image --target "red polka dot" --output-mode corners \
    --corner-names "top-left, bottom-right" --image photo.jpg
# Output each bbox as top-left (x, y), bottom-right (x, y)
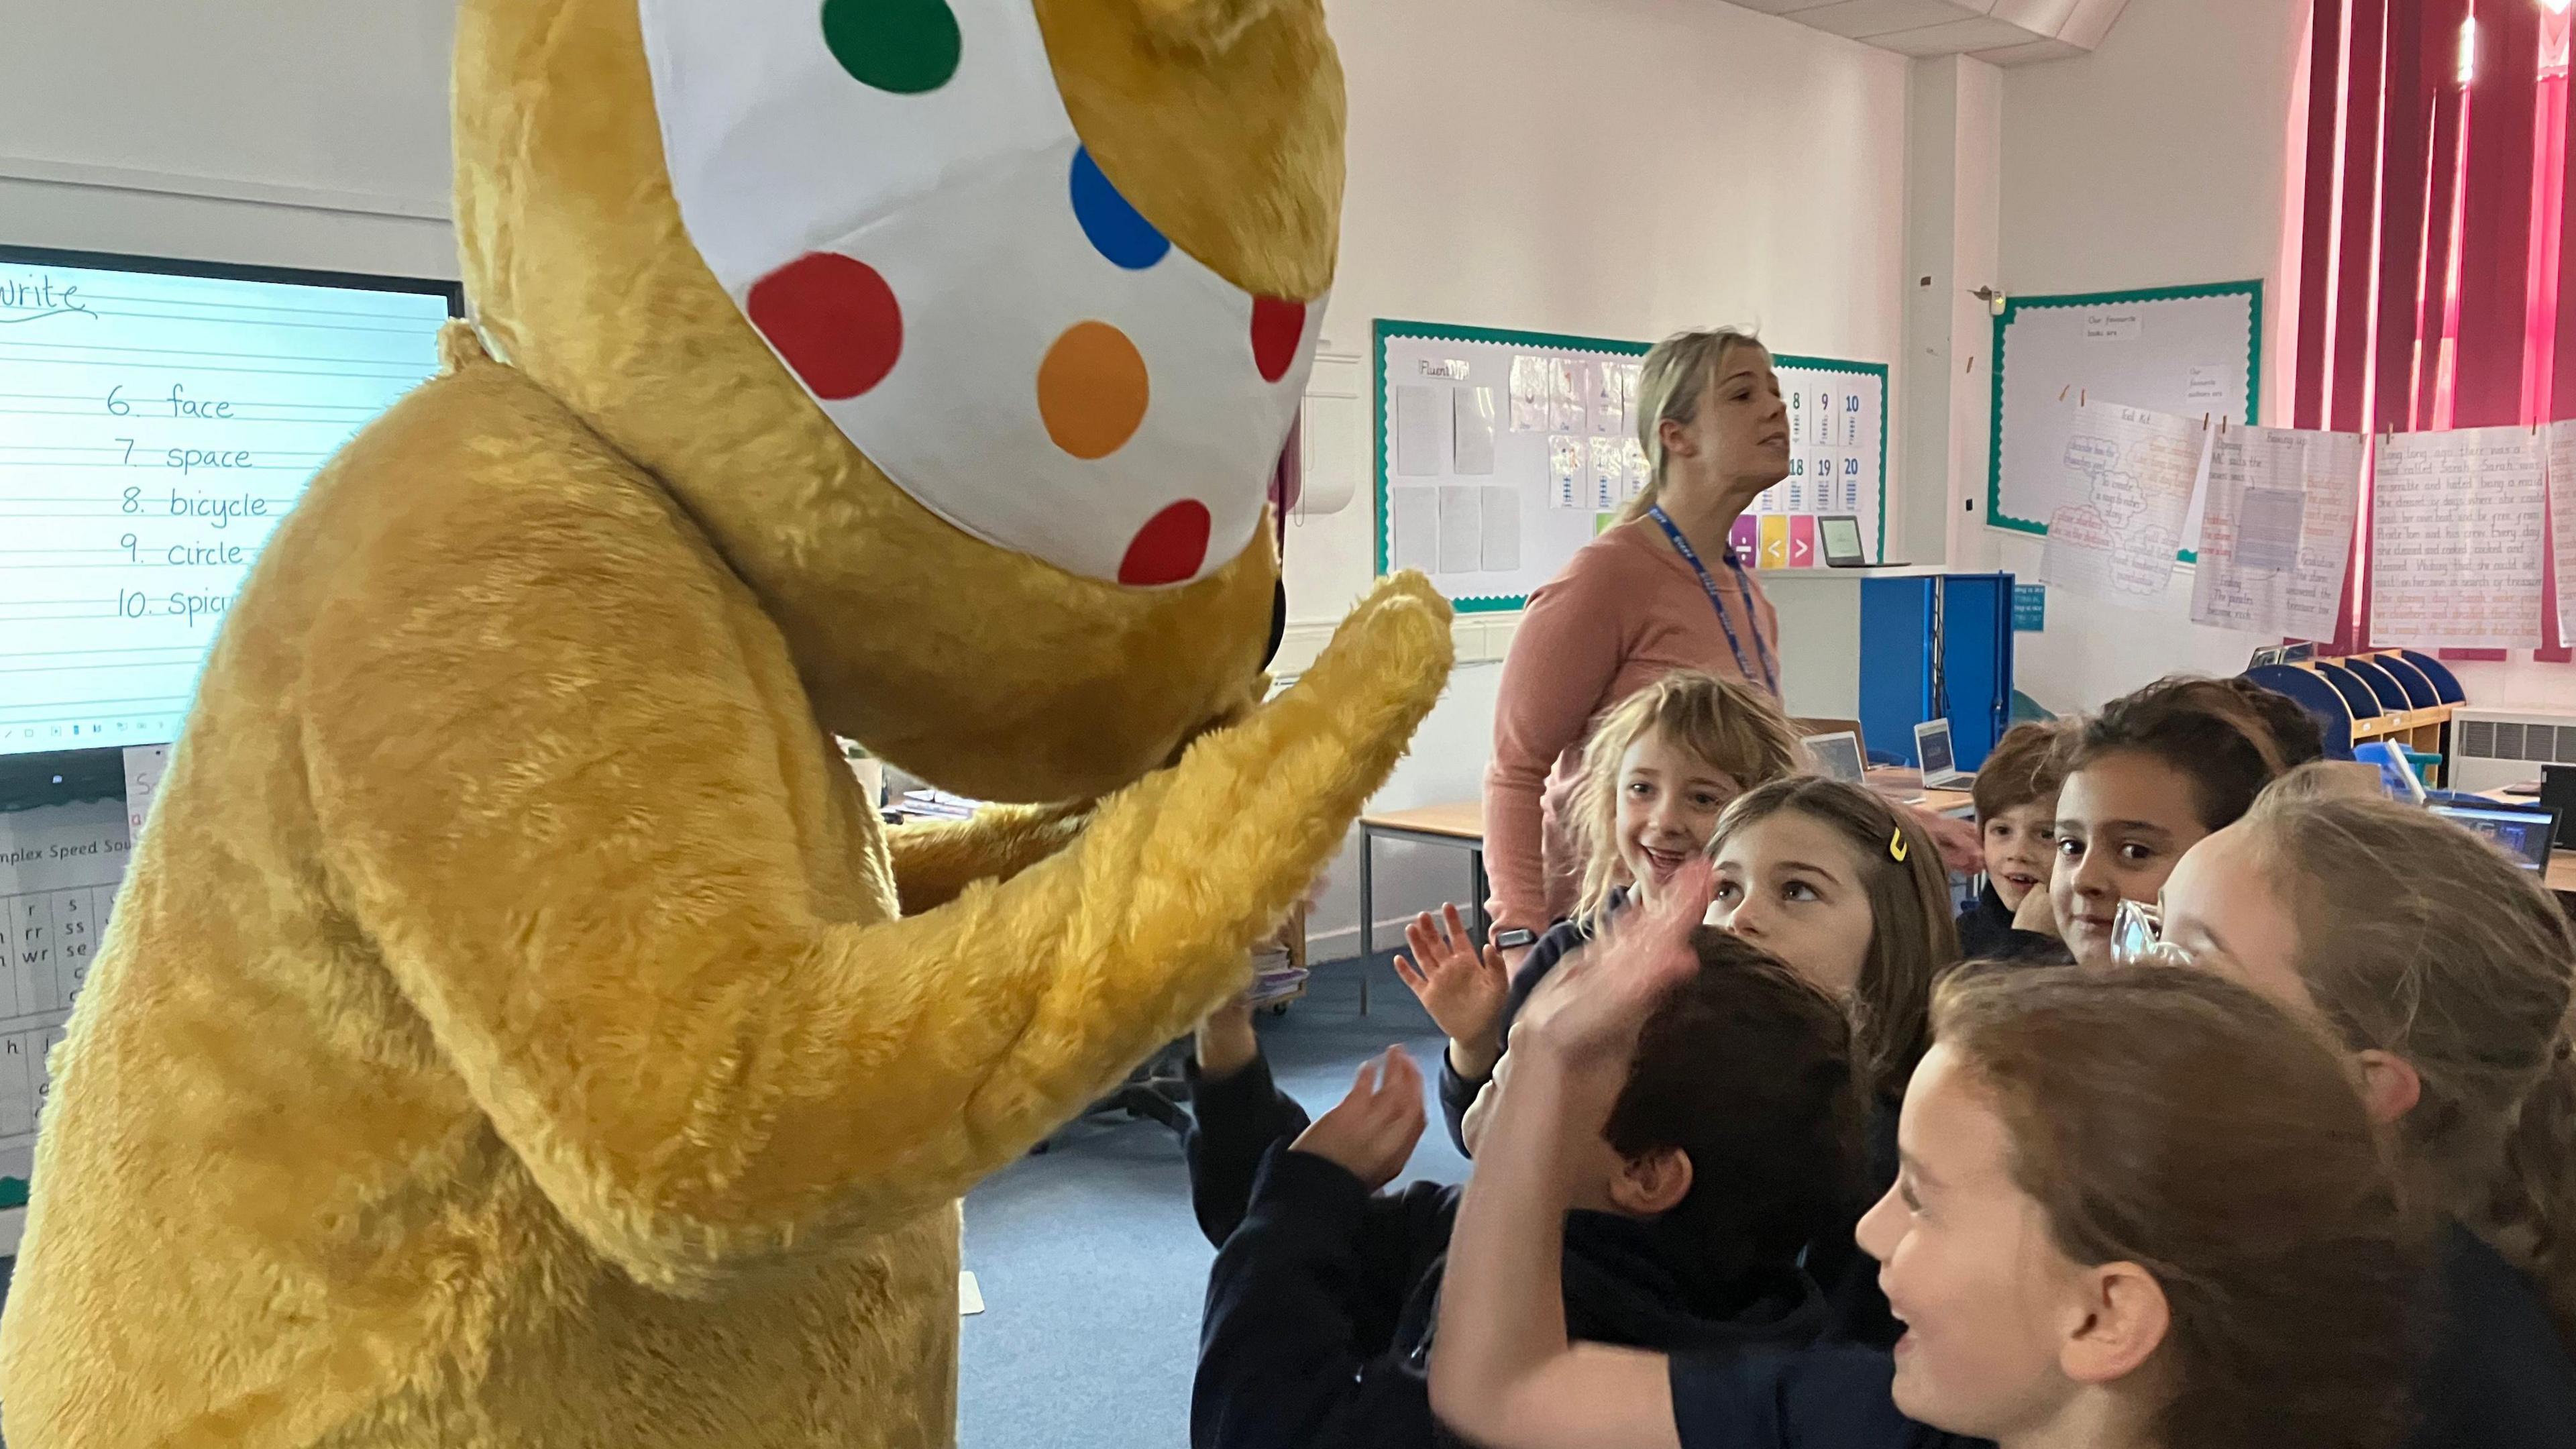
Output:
top-left (746, 253), bottom-right (902, 400)
top-left (1120, 500), bottom-right (1213, 586)
top-left (1250, 297), bottom-right (1306, 383)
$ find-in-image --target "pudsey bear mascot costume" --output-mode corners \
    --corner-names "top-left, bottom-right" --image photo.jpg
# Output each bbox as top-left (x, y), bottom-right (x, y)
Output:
top-left (0, 0), bottom-right (1452, 1444)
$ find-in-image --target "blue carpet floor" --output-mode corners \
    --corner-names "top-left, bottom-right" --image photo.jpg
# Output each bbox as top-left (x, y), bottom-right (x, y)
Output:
top-left (958, 955), bottom-right (1463, 1449)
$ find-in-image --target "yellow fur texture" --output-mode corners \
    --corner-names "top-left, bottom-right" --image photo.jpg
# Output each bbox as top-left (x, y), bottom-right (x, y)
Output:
top-left (0, 1), bottom-right (1449, 1445)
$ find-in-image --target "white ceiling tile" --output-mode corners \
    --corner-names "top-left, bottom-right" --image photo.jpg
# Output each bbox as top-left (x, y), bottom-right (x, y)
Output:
top-left (1796, 0), bottom-right (1984, 41)
top-left (1870, 15), bottom-right (2045, 54)
top-left (1970, 36), bottom-right (2088, 66)
top-left (1986, 0), bottom-right (2081, 32)
top-left (1715, 0), bottom-right (2127, 57)
top-left (2057, 0), bottom-right (2132, 48)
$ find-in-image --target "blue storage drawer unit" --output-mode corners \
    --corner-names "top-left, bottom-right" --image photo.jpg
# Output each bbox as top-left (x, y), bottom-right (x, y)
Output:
top-left (1856, 572), bottom-right (2016, 772)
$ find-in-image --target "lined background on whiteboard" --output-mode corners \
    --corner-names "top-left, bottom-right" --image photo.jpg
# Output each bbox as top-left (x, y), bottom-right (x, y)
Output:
top-left (0, 258), bottom-right (450, 755)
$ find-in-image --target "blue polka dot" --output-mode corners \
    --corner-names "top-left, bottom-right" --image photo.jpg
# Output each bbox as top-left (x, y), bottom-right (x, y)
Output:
top-left (1069, 146), bottom-right (1170, 270)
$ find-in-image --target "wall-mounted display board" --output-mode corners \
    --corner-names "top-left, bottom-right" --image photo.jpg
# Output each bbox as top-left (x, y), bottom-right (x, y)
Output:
top-left (1989, 281), bottom-right (2262, 563)
top-left (1375, 319), bottom-right (1886, 612)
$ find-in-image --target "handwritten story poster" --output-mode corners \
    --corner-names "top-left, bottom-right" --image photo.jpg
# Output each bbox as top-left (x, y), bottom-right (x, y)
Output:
top-left (2371, 427), bottom-right (2546, 649)
top-left (2551, 421), bottom-right (2576, 645)
top-left (2037, 402), bottom-right (2208, 604)
top-left (2190, 426), bottom-right (2365, 638)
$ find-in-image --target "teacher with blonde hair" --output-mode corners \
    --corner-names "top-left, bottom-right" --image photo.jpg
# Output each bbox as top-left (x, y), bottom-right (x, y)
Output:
top-left (1479, 328), bottom-right (1976, 953)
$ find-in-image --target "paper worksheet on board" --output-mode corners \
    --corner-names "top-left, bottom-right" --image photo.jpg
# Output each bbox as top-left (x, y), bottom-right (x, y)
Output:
top-left (2190, 425), bottom-right (2365, 639)
top-left (2371, 426), bottom-right (2545, 649)
top-left (2035, 401), bottom-right (2208, 605)
top-left (2549, 421), bottom-right (2576, 645)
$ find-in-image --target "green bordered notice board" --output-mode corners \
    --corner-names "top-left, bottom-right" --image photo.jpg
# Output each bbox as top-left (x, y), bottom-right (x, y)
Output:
top-left (1375, 319), bottom-right (1888, 612)
top-left (1988, 281), bottom-right (2263, 563)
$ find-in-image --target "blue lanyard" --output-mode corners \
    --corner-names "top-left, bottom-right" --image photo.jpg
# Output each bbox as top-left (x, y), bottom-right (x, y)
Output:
top-left (1648, 506), bottom-right (1778, 696)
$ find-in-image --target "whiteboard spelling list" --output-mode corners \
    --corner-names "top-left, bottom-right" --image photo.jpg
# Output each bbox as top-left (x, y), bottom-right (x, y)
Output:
top-left (0, 254), bottom-right (450, 755)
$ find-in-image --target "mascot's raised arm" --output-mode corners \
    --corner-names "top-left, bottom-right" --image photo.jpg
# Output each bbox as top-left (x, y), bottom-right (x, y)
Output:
top-left (0, 0), bottom-right (1450, 1444)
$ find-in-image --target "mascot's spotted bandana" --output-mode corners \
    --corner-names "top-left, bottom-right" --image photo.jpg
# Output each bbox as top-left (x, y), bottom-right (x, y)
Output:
top-left (641, 0), bottom-right (1321, 586)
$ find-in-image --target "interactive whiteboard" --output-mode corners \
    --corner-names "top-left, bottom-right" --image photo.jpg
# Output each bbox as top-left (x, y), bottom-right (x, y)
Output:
top-left (0, 248), bottom-right (459, 757)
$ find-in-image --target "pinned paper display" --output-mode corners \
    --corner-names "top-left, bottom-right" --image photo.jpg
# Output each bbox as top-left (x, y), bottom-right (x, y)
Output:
top-left (1377, 322), bottom-right (1884, 606)
top-left (2371, 427), bottom-right (2545, 649)
top-left (1509, 355), bottom-right (1549, 432)
top-left (1452, 386), bottom-right (1497, 476)
top-left (1589, 437), bottom-right (1623, 512)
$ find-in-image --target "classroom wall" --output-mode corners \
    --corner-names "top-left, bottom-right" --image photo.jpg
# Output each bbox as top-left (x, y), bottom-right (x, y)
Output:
top-left (1291, 0), bottom-right (1912, 957)
top-left (0, 0), bottom-right (1913, 965)
top-left (0, 0), bottom-right (456, 278)
top-left (1953, 0), bottom-right (2310, 714)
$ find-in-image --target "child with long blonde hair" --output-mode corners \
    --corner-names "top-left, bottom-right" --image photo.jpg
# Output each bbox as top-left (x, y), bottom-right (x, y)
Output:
top-left (1397, 669), bottom-right (1801, 1154)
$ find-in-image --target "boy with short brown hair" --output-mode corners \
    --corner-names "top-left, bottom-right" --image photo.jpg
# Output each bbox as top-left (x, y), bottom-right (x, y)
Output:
top-left (1957, 720), bottom-right (2069, 957)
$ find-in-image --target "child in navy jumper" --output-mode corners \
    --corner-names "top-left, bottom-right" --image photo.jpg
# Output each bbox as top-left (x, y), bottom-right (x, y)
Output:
top-left (1430, 870), bottom-right (2424, 1449)
top-left (1185, 928), bottom-right (1864, 1449)
top-left (1953, 721), bottom-right (2065, 960)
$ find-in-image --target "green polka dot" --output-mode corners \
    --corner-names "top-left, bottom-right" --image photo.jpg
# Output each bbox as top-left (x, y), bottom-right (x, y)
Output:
top-left (822, 0), bottom-right (963, 95)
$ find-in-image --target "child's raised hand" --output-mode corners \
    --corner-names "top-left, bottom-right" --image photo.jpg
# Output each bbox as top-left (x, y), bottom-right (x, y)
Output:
top-left (1193, 987), bottom-right (1261, 1080)
top-left (1514, 857), bottom-right (1713, 1074)
top-left (1289, 1046), bottom-right (1428, 1193)
top-left (1393, 904), bottom-right (1512, 1051)
top-left (2010, 877), bottom-right (2061, 937)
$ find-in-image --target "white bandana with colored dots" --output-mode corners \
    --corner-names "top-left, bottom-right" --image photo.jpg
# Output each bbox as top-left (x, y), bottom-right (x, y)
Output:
top-left (635, 0), bottom-right (1324, 588)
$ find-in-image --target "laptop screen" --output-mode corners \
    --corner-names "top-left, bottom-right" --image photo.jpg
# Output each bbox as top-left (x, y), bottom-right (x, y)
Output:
top-left (2430, 803), bottom-right (2559, 873)
top-left (1917, 720), bottom-right (1955, 780)
top-left (1820, 516), bottom-right (1864, 563)
top-left (1805, 732), bottom-right (1866, 785)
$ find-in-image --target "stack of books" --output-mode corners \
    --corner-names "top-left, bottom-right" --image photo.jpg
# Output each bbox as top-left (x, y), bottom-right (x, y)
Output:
top-left (1248, 945), bottom-right (1307, 1006)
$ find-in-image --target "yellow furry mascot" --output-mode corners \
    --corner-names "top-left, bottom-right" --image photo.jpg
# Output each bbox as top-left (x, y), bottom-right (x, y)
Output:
top-left (0, 1), bottom-right (1450, 1444)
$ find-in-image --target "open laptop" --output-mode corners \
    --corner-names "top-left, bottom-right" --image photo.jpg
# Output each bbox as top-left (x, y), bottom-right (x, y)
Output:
top-left (1819, 515), bottom-right (1909, 569)
top-left (2428, 800), bottom-right (2561, 875)
top-left (1914, 718), bottom-right (1976, 791)
top-left (1820, 515), bottom-right (1867, 568)
top-left (1802, 731), bottom-right (1866, 786)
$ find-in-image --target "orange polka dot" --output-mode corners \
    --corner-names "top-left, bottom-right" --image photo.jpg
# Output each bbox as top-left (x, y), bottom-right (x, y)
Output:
top-left (1037, 321), bottom-right (1150, 460)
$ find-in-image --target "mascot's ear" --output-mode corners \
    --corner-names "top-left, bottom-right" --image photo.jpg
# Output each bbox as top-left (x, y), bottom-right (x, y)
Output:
top-left (1134, 0), bottom-right (1286, 54)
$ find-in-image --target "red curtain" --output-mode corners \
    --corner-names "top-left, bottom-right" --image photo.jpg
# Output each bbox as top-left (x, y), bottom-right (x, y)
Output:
top-left (2294, 0), bottom-right (2574, 657)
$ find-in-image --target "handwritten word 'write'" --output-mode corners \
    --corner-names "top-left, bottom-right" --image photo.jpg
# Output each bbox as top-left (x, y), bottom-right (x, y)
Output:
top-left (0, 276), bottom-right (95, 324)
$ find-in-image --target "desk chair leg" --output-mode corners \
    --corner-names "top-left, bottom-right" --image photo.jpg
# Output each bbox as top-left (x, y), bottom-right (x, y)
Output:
top-left (1470, 848), bottom-right (1489, 945)
top-left (1357, 828), bottom-right (1373, 1016)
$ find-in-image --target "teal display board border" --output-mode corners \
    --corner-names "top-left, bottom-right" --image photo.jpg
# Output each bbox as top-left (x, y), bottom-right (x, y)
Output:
top-left (1984, 280), bottom-right (2264, 564)
top-left (1373, 319), bottom-right (1890, 613)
